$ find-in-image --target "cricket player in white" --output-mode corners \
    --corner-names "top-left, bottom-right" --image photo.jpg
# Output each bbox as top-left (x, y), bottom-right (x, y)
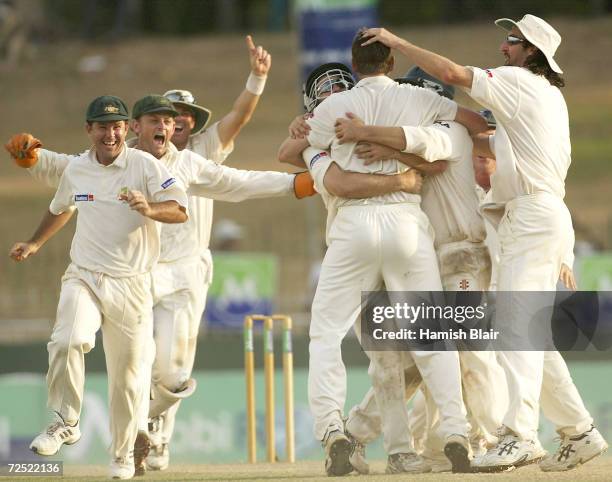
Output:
top-left (280, 61), bottom-right (444, 475)
top-left (8, 95), bottom-right (189, 480)
top-left (143, 35), bottom-right (272, 469)
top-left (279, 63), bottom-right (425, 247)
top-left (361, 14), bottom-right (608, 472)
top-left (11, 92), bottom-right (312, 475)
top-left (333, 69), bottom-right (508, 473)
top-left (127, 95), bottom-right (308, 474)
top-left (285, 30), bottom-right (488, 475)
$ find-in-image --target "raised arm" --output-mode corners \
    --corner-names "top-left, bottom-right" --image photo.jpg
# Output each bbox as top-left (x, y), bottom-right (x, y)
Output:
top-left (9, 208), bottom-right (75, 261)
top-left (5, 133), bottom-right (75, 187)
top-left (216, 35), bottom-right (271, 149)
top-left (361, 28), bottom-right (474, 89)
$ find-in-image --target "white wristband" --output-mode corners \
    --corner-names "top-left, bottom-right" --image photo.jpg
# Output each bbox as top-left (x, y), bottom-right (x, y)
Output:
top-left (246, 72), bottom-right (267, 95)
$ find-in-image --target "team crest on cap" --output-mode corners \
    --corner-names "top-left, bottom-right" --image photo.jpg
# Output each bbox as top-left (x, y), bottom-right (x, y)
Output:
top-left (104, 105), bottom-right (119, 114)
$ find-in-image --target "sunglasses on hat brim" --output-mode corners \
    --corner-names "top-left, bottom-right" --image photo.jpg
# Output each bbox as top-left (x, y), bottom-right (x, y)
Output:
top-left (505, 34), bottom-right (527, 46)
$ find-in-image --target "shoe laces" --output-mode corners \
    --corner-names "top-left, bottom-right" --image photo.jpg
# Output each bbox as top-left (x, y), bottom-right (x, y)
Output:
top-left (346, 432), bottom-right (365, 455)
top-left (46, 421), bottom-right (64, 436)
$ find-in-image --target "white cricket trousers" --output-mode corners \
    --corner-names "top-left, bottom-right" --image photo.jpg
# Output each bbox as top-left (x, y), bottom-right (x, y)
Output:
top-left (495, 193), bottom-right (591, 440)
top-left (147, 257), bottom-right (210, 443)
top-left (46, 264), bottom-right (152, 459)
top-left (309, 202), bottom-right (465, 454)
top-left (346, 242), bottom-right (505, 450)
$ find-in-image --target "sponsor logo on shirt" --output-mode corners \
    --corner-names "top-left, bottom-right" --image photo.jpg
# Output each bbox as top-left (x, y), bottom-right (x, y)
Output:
top-left (309, 151), bottom-right (328, 169)
top-left (161, 178), bottom-right (176, 189)
top-left (485, 69), bottom-right (493, 78)
top-left (434, 121), bottom-right (450, 128)
top-left (75, 194), bottom-right (95, 202)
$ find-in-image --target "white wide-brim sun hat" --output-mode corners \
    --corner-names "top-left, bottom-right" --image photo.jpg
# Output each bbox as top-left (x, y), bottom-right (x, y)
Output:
top-left (495, 14), bottom-right (563, 74)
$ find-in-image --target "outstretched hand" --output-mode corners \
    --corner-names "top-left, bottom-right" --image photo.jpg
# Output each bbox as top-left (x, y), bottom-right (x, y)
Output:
top-left (360, 28), bottom-right (404, 49)
top-left (246, 35), bottom-right (271, 77)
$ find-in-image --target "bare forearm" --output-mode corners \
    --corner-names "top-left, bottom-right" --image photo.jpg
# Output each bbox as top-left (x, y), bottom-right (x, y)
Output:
top-left (394, 39), bottom-right (472, 88)
top-left (278, 137), bottom-right (308, 168)
top-left (341, 172), bottom-right (403, 198)
top-left (360, 126), bottom-right (406, 151)
top-left (393, 150), bottom-right (447, 175)
top-left (414, 159), bottom-right (448, 175)
top-left (217, 90), bottom-right (259, 148)
top-left (324, 162), bottom-right (402, 198)
top-left (472, 134), bottom-right (494, 158)
top-left (146, 201), bottom-right (187, 223)
top-left (29, 209), bottom-right (74, 247)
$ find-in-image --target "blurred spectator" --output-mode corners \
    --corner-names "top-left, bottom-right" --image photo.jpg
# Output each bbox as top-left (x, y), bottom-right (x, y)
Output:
top-left (212, 219), bottom-right (245, 251)
top-left (0, 0), bottom-right (27, 69)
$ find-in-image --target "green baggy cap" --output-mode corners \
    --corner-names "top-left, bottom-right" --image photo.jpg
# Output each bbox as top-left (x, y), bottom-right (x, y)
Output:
top-left (86, 95), bottom-right (129, 122)
top-left (132, 95), bottom-right (179, 119)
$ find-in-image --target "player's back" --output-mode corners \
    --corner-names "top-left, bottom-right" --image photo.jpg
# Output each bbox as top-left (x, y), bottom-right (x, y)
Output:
top-left (307, 75), bottom-right (457, 177)
top-left (420, 121), bottom-right (486, 247)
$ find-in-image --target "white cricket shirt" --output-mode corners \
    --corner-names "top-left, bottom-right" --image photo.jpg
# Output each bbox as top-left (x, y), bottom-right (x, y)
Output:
top-left (152, 142), bottom-right (293, 263)
top-left (306, 75), bottom-right (458, 206)
top-left (303, 146), bottom-right (338, 247)
top-left (49, 146), bottom-right (188, 277)
top-left (402, 121), bottom-right (486, 247)
top-left (185, 122), bottom-right (234, 254)
top-left (467, 66), bottom-right (571, 202)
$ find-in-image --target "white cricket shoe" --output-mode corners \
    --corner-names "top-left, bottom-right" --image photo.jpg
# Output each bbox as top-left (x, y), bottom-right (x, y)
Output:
top-left (540, 426), bottom-right (608, 472)
top-left (444, 434), bottom-right (472, 473)
top-left (385, 452), bottom-right (432, 474)
top-left (147, 415), bottom-right (164, 448)
top-left (30, 420), bottom-right (81, 456)
top-left (323, 430), bottom-right (353, 476)
top-left (146, 443), bottom-right (169, 471)
top-left (472, 427), bottom-right (546, 472)
top-left (470, 433), bottom-right (488, 458)
top-left (110, 455), bottom-right (135, 479)
top-left (347, 432), bottom-right (369, 475)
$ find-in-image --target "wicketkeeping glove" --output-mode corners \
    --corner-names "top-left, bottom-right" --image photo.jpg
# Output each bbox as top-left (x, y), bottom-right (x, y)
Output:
top-left (293, 171), bottom-right (317, 199)
top-left (4, 133), bottom-right (42, 168)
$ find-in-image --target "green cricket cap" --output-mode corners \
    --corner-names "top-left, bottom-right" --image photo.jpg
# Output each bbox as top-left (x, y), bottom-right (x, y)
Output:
top-left (86, 95), bottom-right (129, 122)
top-left (132, 95), bottom-right (179, 119)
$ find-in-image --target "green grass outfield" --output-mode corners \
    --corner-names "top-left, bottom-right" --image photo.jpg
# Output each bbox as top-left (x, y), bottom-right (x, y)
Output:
top-left (2, 458), bottom-right (611, 481)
